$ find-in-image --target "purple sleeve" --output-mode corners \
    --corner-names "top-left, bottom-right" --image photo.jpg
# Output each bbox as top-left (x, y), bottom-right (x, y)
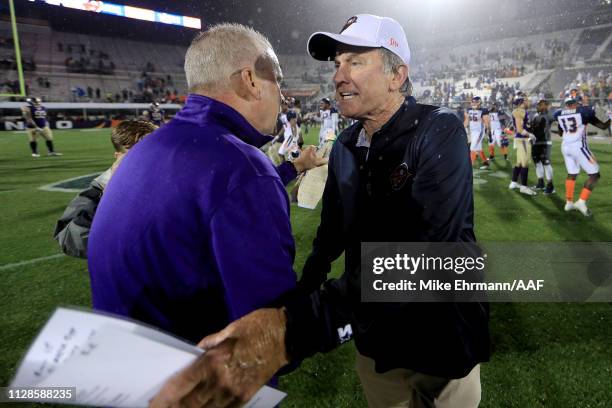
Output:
top-left (209, 176), bottom-right (297, 319)
top-left (276, 161), bottom-right (298, 186)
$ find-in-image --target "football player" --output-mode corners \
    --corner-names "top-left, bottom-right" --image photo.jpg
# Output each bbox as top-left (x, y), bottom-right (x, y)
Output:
top-left (553, 97), bottom-right (610, 216)
top-left (530, 99), bottom-right (555, 194)
top-left (314, 97), bottom-right (338, 147)
top-left (278, 99), bottom-right (300, 160)
top-left (148, 102), bottom-right (165, 126)
top-left (21, 97), bottom-right (62, 157)
top-left (464, 96), bottom-right (490, 169)
top-left (488, 102), bottom-right (510, 161)
top-left (508, 95), bottom-right (537, 196)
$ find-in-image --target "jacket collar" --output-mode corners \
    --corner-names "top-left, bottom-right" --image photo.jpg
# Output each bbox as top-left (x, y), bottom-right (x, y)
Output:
top-left (340, 96), bottom-right (422, 149)
top-left (174, 94), bottom-right (273, 148)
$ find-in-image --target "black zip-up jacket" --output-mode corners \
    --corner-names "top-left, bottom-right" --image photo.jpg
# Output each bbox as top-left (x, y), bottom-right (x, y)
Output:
top-left (283, 99), bottom-right (490, 379)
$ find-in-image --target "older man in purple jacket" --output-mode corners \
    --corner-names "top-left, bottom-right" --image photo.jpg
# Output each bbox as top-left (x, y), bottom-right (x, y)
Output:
top-left (88, 23), bottom-right (324, 343)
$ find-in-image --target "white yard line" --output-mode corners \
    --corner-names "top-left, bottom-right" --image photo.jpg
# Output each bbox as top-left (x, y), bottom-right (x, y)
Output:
top-left (38, 172), bottom-right (101, 193)
top-left (0, 254), bottom-right (65, 271)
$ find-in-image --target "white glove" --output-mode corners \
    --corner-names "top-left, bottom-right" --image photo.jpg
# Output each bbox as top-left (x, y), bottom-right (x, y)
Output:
top-left (528, 133), bottom-right (536, 143)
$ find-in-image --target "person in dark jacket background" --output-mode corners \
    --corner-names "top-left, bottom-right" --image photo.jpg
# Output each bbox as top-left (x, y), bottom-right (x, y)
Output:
top-left (152, 14), bottom-right (489, 408)
top-left (88, 24), bottom-right (324, 343)
top-left (53, 120), bottom-right (157, 258)
top-left (530, 99), bottom-right (555, 194)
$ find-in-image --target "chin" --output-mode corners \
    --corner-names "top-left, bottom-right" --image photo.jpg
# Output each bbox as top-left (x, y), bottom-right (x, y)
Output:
top-left (337, 102), bottom-right (350, 115)
top-left (338, 106), bottom-right (358, 120)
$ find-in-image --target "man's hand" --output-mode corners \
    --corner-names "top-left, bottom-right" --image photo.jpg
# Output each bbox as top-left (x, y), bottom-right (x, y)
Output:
top-left (527, 132), bottom-right (536, 143)
top-left (292, 145), bottom-right (327, 173)
top-left (149, 308), bottom-right (289, 408)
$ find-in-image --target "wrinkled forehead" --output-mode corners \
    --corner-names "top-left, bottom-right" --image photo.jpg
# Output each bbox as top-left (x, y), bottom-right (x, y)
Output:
top-left (255, 47), bottom-right (282, 81)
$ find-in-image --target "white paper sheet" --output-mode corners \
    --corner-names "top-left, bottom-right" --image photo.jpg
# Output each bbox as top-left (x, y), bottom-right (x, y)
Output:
top-left (297, 164), bottom-right (328, 210)
top-left (10, 307), bottom-right (286, 408)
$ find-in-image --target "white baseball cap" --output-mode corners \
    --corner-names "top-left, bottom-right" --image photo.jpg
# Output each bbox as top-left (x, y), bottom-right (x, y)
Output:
top-left (307, 14), bottom-right (410, 65)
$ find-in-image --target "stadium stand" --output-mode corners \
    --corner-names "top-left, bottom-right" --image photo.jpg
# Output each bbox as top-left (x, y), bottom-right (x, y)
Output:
top-left (0, 8), bottom-right (610, 114)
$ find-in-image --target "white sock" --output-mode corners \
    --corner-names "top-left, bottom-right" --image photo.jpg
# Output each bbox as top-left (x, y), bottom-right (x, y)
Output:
top-left (544, 164), bottom-right (553, 181)
top-left (535, 162), bottom-right (544, 179)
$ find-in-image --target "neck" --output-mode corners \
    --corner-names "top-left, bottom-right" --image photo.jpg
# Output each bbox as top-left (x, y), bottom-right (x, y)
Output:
top-left (194, 90), bottom-right (264, 133)
top-left (362, 95), bottom-right (404, 140)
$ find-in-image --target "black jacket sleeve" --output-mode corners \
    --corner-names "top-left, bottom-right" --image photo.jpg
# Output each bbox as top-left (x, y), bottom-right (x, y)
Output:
top-left (591, 116), bottom-right (611, 130)
top-left (284, 276), bottom-right (353, 361)
top-left (297, 146), bottom-right (346, 293)
top-left (411, 110), bottom-right (475, 242)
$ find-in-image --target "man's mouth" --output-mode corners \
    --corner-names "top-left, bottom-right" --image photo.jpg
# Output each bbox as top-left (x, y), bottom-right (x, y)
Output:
top-left (339, 92), bottom-right (357, 100)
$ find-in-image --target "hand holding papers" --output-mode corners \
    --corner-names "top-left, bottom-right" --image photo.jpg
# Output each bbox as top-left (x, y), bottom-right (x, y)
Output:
top-left (10, 307), bottom-right (286, 408)
top-left (297, 135), bottom-right (335, 209)
top-left (150, 308), bottom-right (289, 408)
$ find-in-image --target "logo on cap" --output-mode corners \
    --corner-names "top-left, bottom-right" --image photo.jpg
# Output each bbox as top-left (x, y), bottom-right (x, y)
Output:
top-left (389, 37), bottom-right (399, 48)
top-left (340, 16), bottom-right (358, 33)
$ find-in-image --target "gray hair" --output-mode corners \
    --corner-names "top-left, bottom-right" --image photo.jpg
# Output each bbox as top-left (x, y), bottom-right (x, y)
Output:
top-left (184, 23), bottom-right (275, 92)
top-left (380, 48), bottom-right (411, 95)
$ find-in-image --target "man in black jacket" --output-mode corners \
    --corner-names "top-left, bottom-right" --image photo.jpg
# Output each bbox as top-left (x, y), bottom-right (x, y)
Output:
top-left (152, 14), bottom-right (489, 408)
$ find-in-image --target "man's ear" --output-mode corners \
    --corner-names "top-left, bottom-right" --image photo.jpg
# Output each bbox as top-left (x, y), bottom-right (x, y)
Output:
top-left (231, 68), bottom-right (259, 100)
top-left (390, 65), bottom-right (409, 92)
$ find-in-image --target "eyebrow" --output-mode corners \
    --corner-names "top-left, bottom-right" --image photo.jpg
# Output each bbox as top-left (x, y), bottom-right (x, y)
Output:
top-left (334, 53), bottom-right (363, 64)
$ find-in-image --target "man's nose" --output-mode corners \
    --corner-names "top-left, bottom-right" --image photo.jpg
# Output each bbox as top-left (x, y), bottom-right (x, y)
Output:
top-left (333, 64), bottom-right (348, 87)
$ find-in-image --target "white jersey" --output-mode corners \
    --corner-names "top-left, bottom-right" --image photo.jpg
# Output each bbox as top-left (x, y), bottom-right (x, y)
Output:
top-left (279, 111), bottom-right (299, 157)
top-left (467, 108), bottom-right (488, 133)
top-left (319, 108), bottom-right (338, 144)
top-left (281, 110), bottom-right (299, 139)
top-left (558, 111), bottom-right (584, 145)
top-left (553, 107), bottom-right (594, 146)
top-left (280, 113), bottom-right (292, 138)
top-left (489, 111), bottom-right (503, 132)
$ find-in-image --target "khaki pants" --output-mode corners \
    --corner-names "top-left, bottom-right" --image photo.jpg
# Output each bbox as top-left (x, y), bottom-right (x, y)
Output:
top-left (356, 352), bottom-right (481, 408)
top-left (27, 126), bottom-right (53, 142)
top-left (515, 138), bottom-right (531, 167)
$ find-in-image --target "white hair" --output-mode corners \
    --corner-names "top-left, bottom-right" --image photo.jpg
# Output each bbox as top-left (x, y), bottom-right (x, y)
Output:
top-left (380, 48), bottom-right (411, 95)
top-left (184, 23), bottom-right (274, 92)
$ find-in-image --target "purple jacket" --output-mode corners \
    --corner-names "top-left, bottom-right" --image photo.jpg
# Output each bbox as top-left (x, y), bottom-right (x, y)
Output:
top-left (88, 94), bottom-right (298, 342)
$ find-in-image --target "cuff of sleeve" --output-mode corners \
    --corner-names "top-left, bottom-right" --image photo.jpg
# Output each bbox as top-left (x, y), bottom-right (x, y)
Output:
top-left (282, 291), bottom-right (320, 362)
top-left (277, 161), bottom-right (298, 186)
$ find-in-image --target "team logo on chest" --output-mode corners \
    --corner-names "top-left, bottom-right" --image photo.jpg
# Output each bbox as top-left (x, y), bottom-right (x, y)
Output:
top-left (390, 162), bottom-right (411, 191)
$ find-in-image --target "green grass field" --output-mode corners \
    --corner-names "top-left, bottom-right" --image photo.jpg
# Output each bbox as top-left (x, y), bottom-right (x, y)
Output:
top-left (1, 127), bottom-right (611, 407)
